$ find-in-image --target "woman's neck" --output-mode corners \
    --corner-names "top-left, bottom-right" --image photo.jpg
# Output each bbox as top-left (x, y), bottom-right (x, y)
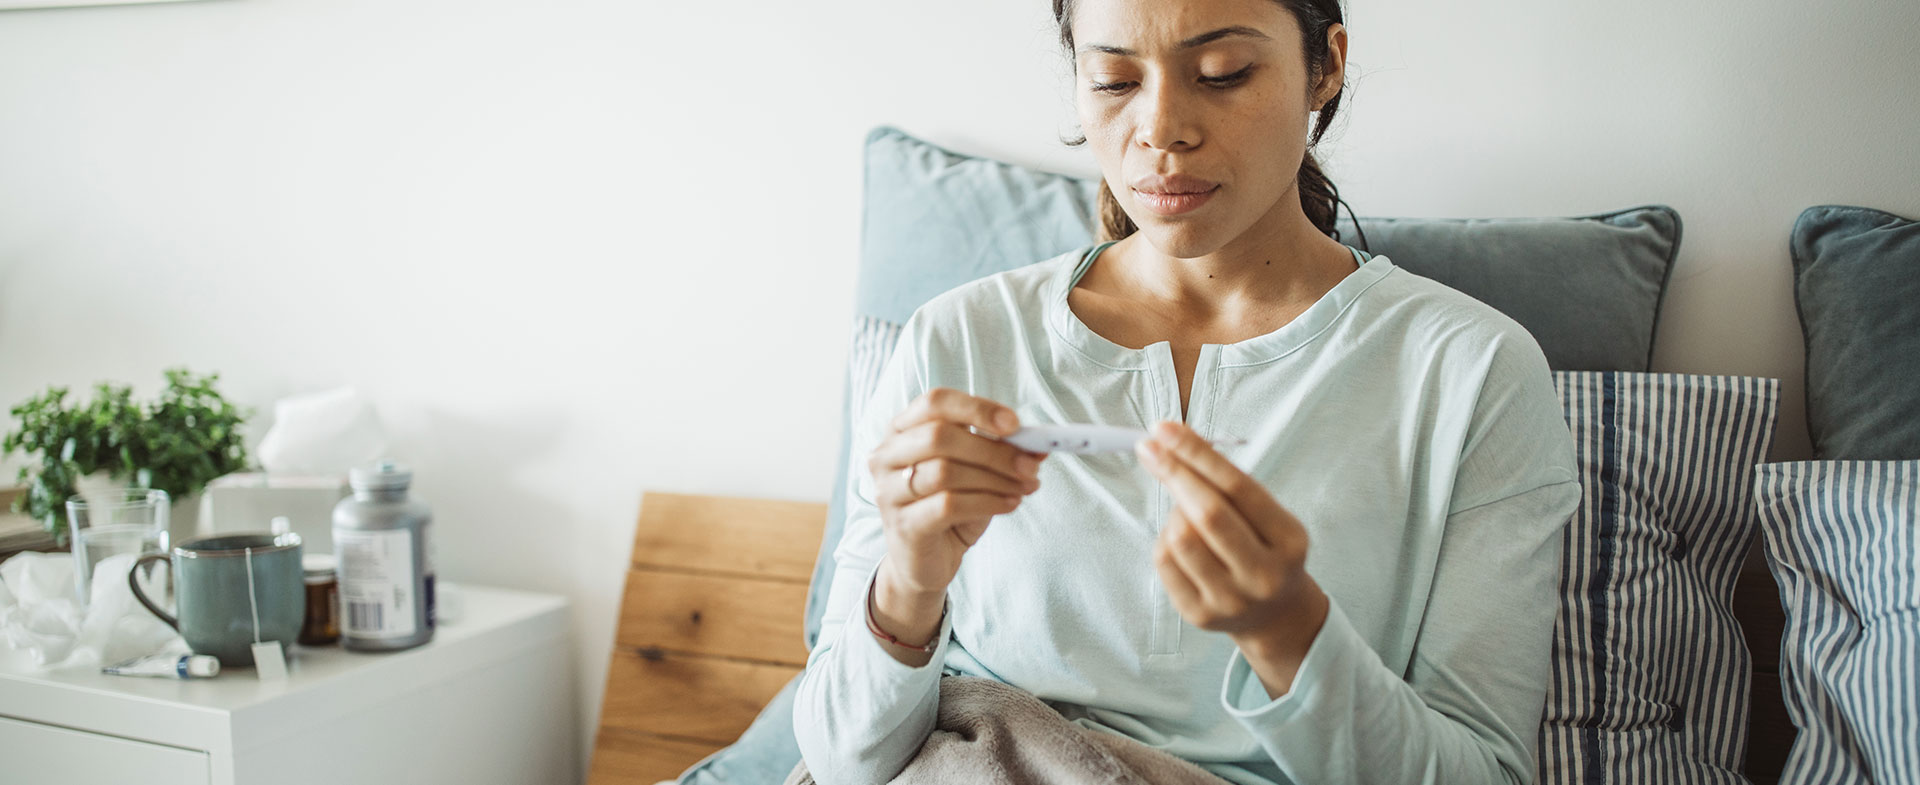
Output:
top-left (1095, 204), bottom-right (1355, 324)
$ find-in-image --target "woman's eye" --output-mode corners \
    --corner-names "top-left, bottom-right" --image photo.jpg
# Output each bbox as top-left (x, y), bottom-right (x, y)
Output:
top-left (1089, 80), bottom-right (1135, 95)
top-left (1199, 66), bottom-right (1254, 88)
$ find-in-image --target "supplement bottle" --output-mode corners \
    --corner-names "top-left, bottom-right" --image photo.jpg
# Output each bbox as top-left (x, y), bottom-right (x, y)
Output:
top-left (333, 459), bottom-right (434, 651)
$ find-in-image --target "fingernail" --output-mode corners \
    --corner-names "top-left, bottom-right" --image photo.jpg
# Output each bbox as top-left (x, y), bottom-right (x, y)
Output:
top-left (1153, 421), bottom-right (1179, 441)
top-left (996, 409), bottom-right (1019, 434)
top-left (1016, 454), bottom-right (1039, 475)
top-left (1135, 440), bottom-right (1159, 465)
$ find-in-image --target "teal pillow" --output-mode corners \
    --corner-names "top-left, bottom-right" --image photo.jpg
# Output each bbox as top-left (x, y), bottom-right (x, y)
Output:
top-left (854, 127), bottom-right (1100, 326)
top-left (1789, 205), bottom-right (1920, 460)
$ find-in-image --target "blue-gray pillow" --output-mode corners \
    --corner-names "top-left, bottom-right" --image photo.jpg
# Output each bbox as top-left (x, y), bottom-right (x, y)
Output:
top-left (1789, 205), bottom-right (1920, 460)
top-left (1754, 460), bottom-right (1919, 784)
top-left (1336, 210), bottom-right (1679, 373)
top-left (1542, 372), bottom-right (1780, 785)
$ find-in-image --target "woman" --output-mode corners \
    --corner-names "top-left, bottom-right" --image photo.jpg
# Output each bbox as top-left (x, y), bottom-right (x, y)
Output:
top-left (793, 0), bottom-right (1580, 783)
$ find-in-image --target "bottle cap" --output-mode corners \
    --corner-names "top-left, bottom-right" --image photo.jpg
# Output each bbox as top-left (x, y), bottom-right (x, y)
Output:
top-left (349, 459), bottom-right (412, 492)
top-left (186, 655), bottom-right (221, 678)
top-left (302, 553), bottom-right (337, 582)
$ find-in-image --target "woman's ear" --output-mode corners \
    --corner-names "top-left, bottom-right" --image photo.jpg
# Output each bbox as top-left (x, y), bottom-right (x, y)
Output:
top-left (1313, 23), bottom-right (1349, 110)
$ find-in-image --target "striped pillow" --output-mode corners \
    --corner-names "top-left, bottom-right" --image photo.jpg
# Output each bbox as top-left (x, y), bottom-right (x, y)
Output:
top-left (1755, 461), bottom-right (1919, 784)
top-left (1541, 373), bottom-right (1781, 784)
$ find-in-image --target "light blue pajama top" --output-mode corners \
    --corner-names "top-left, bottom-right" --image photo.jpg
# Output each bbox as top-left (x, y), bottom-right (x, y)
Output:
top-left (794, 241), bottom-right (1582, 785)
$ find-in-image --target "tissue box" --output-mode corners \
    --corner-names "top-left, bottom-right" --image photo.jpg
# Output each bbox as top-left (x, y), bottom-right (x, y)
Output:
top-left (198, 474), bottom-right (350, 554)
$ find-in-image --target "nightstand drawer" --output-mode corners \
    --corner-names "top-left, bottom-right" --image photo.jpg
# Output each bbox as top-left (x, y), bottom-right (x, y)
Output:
top-left (0, 714), bottom-right (209, 784)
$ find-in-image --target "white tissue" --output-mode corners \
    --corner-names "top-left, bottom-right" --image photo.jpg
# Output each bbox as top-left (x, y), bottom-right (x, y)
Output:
top-left (74, 554), bottom-right (180, 667)
top-left (0, 552), bottom-right (184, 670)
top-left (0, 551), bottom-right (72, 609)
top-left (257, 387), bottom-right (389, 476)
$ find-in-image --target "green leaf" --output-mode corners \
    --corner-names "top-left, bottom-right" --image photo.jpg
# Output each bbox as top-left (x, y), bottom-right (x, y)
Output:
top-left (5, 367), bottom-right (252, 539)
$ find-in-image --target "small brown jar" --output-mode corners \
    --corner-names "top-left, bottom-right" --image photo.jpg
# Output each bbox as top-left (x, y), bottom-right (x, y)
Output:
top-left (300, 554), bottom-right (340, 646)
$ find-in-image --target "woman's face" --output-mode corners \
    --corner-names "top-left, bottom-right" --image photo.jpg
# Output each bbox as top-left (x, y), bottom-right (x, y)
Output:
top-left (1071, 0), bottom-right (1340, 258)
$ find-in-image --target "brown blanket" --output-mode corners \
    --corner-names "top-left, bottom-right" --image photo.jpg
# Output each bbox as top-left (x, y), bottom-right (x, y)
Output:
top-left (783, 675), bottom-right (1232, 785)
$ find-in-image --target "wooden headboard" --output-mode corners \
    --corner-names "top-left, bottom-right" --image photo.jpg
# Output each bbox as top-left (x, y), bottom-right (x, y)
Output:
top-left (588, 491), bottom-right (827, 785)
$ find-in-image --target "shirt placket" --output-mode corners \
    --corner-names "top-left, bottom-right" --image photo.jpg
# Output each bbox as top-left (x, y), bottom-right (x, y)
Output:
top-left (1144, 342), bottom-right (1221, 660)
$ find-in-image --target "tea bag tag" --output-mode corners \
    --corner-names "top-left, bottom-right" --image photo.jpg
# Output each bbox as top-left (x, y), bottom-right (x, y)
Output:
top-left (243, 546), bottom-right (290, 681)
top-left (251, 641), bottom-right (288, 681)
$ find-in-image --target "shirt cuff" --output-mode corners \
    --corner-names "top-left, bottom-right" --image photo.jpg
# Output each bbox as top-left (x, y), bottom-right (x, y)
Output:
top-left (840, 561), bottom-right (954, 680)
top-left (1219, 597), bottom-right (1367, 722)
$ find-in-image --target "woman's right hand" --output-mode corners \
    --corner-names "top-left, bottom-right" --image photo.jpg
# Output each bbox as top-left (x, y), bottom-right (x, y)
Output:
top-left (868, 387), bottom-right (1047, 599)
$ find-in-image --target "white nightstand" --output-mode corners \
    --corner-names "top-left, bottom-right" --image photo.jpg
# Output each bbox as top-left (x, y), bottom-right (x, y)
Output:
top-left (0, 585), bottom-right (578, 785)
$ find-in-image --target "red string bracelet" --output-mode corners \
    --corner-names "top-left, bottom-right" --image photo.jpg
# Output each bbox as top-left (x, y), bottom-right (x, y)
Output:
top-left (866, 570), bottom-right (941, 653)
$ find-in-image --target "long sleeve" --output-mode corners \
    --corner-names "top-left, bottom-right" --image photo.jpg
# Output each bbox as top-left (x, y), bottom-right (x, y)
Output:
top-left (793, 312), bottom-right (953, 785)
top-left (1216, 329), bottom-right (1581, 785)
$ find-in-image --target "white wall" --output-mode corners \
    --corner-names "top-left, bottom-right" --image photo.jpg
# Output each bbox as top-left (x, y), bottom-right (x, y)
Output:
top-left (1, 0), bottom-right (1914, 777)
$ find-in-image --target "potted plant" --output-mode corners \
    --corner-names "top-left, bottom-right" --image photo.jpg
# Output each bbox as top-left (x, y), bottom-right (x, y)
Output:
top-left (3, 368), bottom-right (252, 545)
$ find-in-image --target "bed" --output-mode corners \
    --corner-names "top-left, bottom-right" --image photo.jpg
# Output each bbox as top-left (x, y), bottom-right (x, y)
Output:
top-left (589, 129), bottom-right (1919, 785)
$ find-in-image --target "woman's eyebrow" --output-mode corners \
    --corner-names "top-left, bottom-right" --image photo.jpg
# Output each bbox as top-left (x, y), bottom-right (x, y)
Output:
top-left (1079, 25), bottom-right (1271, 57)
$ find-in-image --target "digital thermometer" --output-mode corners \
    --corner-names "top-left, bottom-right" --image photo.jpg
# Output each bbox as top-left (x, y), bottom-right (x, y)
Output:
top-left (1000, 423), bottom-right (1247, 454)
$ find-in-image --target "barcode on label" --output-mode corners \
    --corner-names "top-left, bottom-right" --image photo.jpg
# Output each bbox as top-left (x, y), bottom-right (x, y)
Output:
top-left (348, 601), bottom-right (385, 632)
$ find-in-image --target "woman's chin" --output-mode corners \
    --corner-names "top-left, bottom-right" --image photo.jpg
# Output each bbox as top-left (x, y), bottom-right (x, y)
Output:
top-left (1133, 221), bottom-right (1235, 260)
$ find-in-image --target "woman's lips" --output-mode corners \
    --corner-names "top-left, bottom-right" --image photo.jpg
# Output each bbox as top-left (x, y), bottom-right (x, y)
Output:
top-left (1132, 184), bottom-right (1220, 216)
top-left (1129, 174), bottom-right (1221, 217)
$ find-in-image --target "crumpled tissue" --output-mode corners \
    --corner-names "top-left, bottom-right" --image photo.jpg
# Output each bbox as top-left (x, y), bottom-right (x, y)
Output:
top-left (257, 387), bottom-right (388, 476)
top-left (0, 552), bottom-right (184, 670)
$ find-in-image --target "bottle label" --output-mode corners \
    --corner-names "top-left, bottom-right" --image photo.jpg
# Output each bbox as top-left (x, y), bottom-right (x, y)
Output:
top-left (422, 522), bottom-right (436, 629)
top-left (336, 529), bottom-right (419, 639)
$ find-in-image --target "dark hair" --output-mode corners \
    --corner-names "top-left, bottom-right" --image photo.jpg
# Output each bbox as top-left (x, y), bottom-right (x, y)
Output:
top-left (1053, 0), bottom-right (1359, 246)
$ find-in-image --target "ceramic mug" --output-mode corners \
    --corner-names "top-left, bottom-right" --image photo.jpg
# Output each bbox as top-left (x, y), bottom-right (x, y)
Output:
top-left (130, 532), bottom-right (305, 666)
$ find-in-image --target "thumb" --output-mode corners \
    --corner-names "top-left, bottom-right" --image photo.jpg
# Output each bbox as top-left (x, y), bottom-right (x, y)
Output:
top-left (953, 518), bottom-right (992, 548)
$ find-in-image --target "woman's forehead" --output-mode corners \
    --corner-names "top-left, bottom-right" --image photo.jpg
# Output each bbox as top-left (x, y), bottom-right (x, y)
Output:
top-left (1071, 0), bottom-right (1298, 55)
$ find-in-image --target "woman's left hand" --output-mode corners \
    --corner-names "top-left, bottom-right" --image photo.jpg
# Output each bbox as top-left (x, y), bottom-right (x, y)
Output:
top-left (1135, 421), bottom-right (1329, 665)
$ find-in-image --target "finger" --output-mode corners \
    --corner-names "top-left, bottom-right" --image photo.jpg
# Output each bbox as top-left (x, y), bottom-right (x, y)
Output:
top-left (1159, 508), bottom-right (1235, 608)
top-left (1147, 421), bottom-right (1288, 547)
top-left (1137, 437), bottom-right (1270, 581)
top-left (898, 489), bottom-right (1021, 538)
top-left (1152, 532), bottom-right (1209, 615)
top-left (1163, 503), bottom-right (1268, 601)
top-left (876, 456), bottom-right (1038, 507)
top-left (872, 420), bottom-right (1044, 485)
top-left (890, 387), bottom-right (1021, 438)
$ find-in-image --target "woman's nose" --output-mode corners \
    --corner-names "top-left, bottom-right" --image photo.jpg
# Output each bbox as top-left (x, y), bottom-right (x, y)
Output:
top-left (1134, 81), bottom-right (1200, 152)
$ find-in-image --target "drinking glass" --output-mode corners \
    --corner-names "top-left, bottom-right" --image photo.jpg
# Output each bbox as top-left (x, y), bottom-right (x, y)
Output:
top-left (67, 489), bottom-right (170, 606)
